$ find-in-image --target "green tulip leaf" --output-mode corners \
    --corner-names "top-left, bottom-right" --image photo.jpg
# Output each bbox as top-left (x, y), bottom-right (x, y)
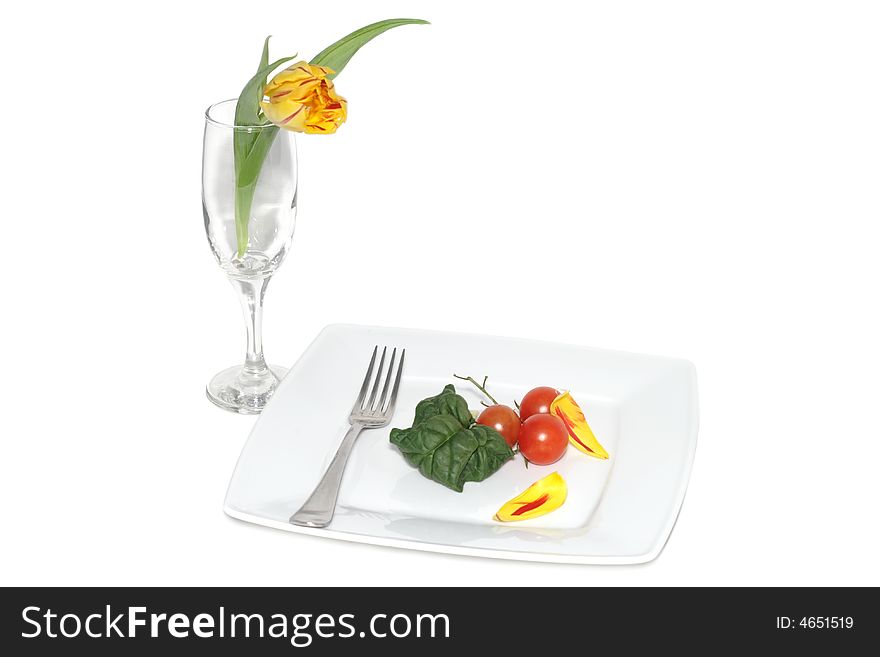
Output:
top-left (253, 35), bottom-right (272, 110)
top-left (232, 52), bottom-right (296, 256)
top-left (235, 55), bottom-right (297, 130)
top-left (310, 18), bottom-right (429, 79)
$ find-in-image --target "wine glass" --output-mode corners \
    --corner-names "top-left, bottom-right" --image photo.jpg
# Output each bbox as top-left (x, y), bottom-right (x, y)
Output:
top-left (202, 99), bottom-right (297, 414)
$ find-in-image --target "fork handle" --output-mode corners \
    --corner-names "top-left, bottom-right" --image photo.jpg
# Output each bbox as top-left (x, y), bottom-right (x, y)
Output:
top-left (289, 423), bottom-right (364, 528)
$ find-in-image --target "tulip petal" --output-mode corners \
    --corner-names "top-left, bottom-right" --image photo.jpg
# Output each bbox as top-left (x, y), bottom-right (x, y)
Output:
top-left (493, 472), bottom-right (567, 522)
top-left (550, 391), bottom-right (609, 459)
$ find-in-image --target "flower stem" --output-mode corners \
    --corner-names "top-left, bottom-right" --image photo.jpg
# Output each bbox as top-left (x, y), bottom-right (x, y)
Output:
top-left (453, 374), bottom-right (499, 405)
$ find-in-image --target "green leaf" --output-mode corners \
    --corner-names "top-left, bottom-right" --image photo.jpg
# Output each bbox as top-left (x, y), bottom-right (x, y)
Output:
top-left (231, 51), bottom-right (296, 256)
top-left (389, 385), bottom-right (514, 492)
top-left (256, 36), bottom-right (271, 105)
top-left (460, 425), bottom-right (518, 484)
top-left (233, 123), bottom-right (279, 253)
top-left (232, 42), bottom-right (274, 173)
top-left (310, 18), bottom-right (429, 79)
top-left (237, 126), bottom-right (279, 188)
top-left (235, 55), bottom-right (297, 129)
top-left (410, 384), bottom-right (473, 427)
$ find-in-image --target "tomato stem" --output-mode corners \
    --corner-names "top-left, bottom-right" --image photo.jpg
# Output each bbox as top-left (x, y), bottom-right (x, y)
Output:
top-left (453, 373), bottom-right (500, 405)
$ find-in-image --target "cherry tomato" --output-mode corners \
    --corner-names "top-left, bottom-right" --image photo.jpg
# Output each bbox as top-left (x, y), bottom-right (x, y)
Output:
top-left (518, 414), bottom-right (568, 465)
top-left (476, 404), bottom-right (521, 447)
top-left (518, 386), bottom-right (559, 421)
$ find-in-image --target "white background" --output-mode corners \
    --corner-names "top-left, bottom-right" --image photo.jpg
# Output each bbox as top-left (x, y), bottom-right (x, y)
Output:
top-left (1, 0), bottom-right (878, 586)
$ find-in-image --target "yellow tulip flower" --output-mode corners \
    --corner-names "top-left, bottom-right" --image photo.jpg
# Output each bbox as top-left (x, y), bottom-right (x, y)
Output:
top-left (260, 62), bottom-right (347, 134)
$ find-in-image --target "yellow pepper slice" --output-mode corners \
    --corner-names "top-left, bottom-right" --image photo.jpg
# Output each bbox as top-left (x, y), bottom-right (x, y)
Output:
top-left (550, 391), bottom-right (609, 459)
top-left (494, 472), bottom-right (567, 522)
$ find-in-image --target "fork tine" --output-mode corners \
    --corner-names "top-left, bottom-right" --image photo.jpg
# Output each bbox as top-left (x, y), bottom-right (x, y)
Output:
top-left (353, 346), bottom-right (378, 410)
top-left (365, 346), bottom-right (387, 410)
top-left (384, 348), bottom-right (405, 416)
top-left (377, 348), bottom-right (397, 411)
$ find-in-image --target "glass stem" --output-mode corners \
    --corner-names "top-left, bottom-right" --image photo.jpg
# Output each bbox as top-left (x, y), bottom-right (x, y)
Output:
top-left (231, 277), bottom-right (271, 377)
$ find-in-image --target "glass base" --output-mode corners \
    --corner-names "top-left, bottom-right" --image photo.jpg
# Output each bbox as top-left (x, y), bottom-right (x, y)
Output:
top-left (206, 364), bottom-right (288, 415)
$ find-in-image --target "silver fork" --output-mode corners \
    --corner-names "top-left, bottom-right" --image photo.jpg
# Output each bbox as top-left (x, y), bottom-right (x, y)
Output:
top-left (289, 346), bottom-right (405, 528)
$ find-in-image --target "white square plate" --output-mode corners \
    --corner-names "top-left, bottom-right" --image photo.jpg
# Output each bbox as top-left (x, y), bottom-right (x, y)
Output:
top-left (224, 324), bottom-right (699, 564)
